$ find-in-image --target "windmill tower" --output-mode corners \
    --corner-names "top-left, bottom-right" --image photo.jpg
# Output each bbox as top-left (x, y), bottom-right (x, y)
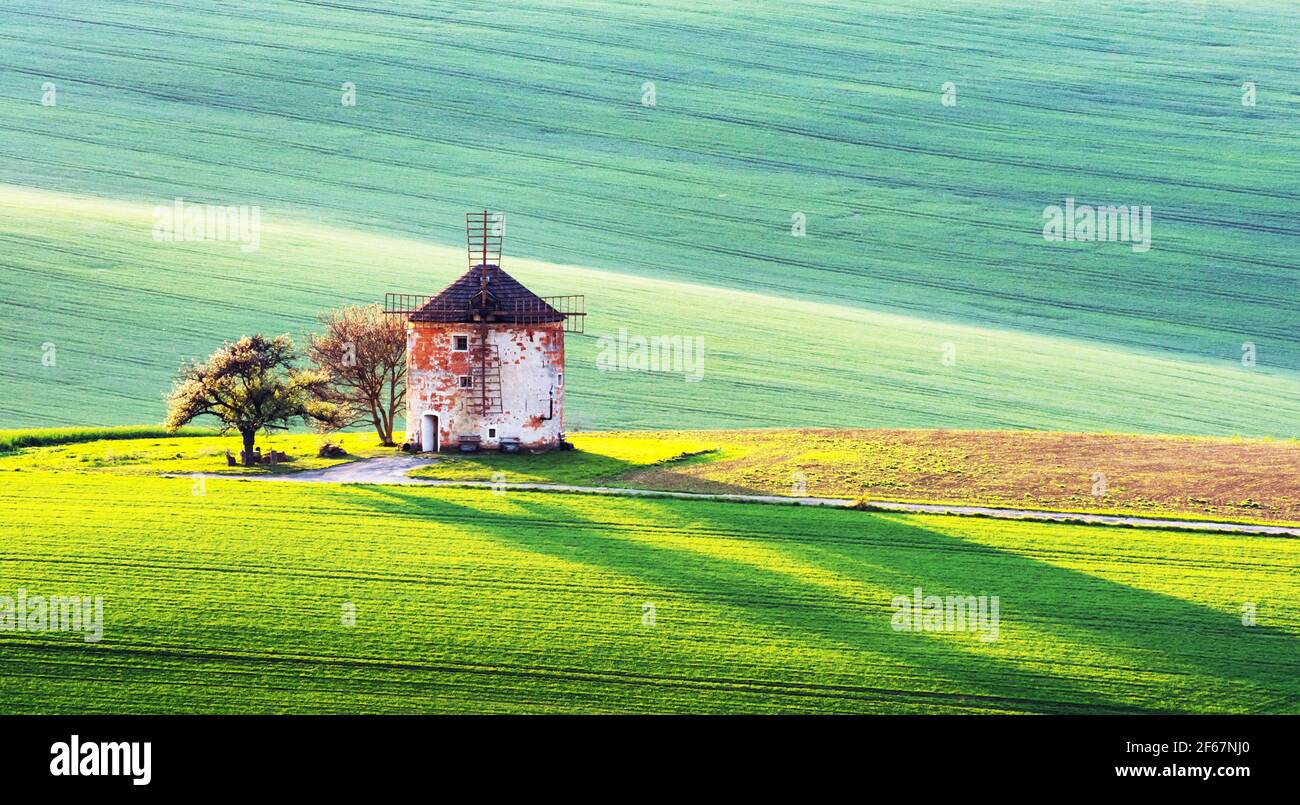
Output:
top-left (386, 212), bottom-right (585, 453)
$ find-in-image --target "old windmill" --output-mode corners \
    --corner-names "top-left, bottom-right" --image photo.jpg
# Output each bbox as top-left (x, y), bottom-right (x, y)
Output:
top-left (385, 212), bottom-right (585, 453)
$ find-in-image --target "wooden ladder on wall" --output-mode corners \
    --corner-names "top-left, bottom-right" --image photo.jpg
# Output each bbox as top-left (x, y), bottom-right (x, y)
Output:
top-left (471, 329), bottom-right (503, 416)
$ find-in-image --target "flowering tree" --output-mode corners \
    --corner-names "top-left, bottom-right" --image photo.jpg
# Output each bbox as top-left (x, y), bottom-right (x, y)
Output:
top-left (165, 334), bottom-right (346, 465)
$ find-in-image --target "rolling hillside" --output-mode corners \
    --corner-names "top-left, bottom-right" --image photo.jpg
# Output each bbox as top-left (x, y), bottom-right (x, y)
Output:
top-left (3, 185), bottom-right (1300, 434)
top-left (0, 0), bottom-right (1296, 434)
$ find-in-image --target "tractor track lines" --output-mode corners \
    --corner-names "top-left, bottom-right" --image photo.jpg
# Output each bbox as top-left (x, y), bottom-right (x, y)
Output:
top-left (0, 637), bottom-right (1157, 714)
top-left (9, 479), bottom-right (1299, 567)
top-left (4, 131), bottom-right (1293, 358)
top-left (3, 467), bottom-right (1296, 713)
top-left (5, 11), bottom-right (1297, 207)
top-left (295, 0), bottom-right (1300, 113)
top-left (53, 0), bottom-right (1296, 147)
top-left (6, 543), bottom-right (1291, 627)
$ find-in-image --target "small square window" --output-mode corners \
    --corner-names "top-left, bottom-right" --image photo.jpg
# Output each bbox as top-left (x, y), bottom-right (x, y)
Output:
top-left (488, 428), bottom-right (497, 438)
top-left (557, 373), bottom-right (563, 388)
top-left (459, 375), bottom-right (473, 388)
top-left (453, 335), bottom-right (469, 351)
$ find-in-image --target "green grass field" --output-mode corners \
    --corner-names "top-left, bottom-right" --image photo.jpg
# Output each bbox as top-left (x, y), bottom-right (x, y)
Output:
top-left (3, 187), bottom-right (1299, 437)
top-left (0, 0), bottom-right (1296, 435)
top-left (0, 429), bottom-right (398, 475)
top-left (2, 464), bottom-right (1296, 714)
top-left (407, 433), bottom-right (721, 485)
top-left (0, 425), bottom-right (212, 453)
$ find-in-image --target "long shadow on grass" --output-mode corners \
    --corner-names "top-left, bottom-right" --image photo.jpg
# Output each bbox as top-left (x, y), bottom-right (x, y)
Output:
top-left (465, 495), bottom-right (1201, 713)
top-left (417, 446), bottom-right (768, 496)
top-left (778, 512), bottom-right (1298, 713)
top-left (327, 484), bottom-right (1294, 712)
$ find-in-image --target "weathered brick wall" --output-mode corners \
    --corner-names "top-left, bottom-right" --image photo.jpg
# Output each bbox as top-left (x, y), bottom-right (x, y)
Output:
top-left (405, 321), bottom-right (565, 451)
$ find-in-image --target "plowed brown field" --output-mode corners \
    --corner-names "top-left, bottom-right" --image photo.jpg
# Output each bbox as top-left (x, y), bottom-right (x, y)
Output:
top-left (617, 430), bottom-right (1300, 526)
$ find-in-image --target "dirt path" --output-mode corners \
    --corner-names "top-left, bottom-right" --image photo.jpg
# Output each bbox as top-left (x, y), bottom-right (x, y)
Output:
top-left (224, 457), bottom-right (1300, 538)
top-left (278, 455), bottom-right (440, 484)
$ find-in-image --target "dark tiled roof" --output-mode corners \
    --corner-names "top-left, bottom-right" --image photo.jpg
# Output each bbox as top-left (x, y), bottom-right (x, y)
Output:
top-left (411, 264), bottom-right (564, 323)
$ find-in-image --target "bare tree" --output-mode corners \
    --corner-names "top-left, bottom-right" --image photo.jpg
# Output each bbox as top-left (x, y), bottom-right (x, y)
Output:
top-left (307, 304), bottom-right (407, 446)
top-left (165, 334), bottom-right (346, 465)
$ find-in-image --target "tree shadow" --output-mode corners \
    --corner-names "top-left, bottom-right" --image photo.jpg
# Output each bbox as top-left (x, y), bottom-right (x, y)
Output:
top-left (780, 511), bottom-right (1299, 713)
top-left (608, 468), bottom-right (771, 496)
top-left (414, 445), bottom-right (772, 496)
top-left (324, 484), bottom-right (1297, 713)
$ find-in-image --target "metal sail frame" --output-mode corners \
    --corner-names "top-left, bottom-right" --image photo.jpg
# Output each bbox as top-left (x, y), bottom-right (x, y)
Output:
top-left (384, 211), bottom-right (587, 334)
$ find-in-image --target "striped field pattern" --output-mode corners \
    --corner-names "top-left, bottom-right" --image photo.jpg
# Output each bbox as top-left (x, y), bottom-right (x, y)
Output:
top-left (0, 0), bottom-right (1297, 433)
top-left (2, 469), bottom-right (1296, 713)
top-left (3, 186), bottom-right (1300, 435)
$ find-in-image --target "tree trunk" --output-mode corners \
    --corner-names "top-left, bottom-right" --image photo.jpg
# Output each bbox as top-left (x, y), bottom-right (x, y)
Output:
top-left (373, 401), bottom-right (394, 447)
top-left (384, 372), bottom-right (399, 447)
top-left (241, 429), bottom-right (257, 466)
